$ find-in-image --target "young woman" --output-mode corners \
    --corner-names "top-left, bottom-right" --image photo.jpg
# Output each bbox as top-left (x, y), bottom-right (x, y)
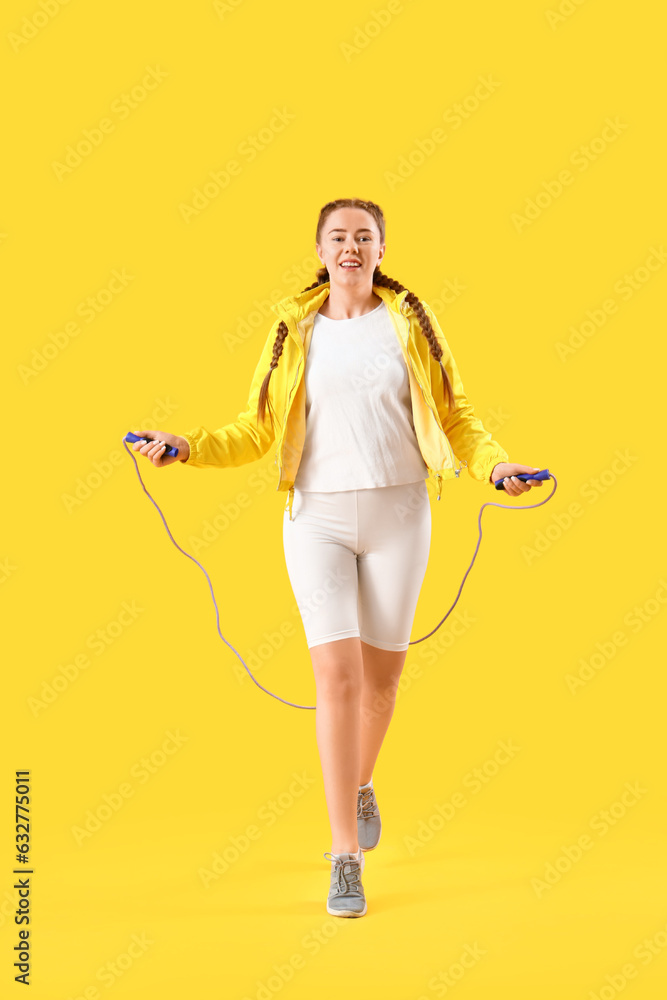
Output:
top-left (131, 197), bottom-right (542, 919)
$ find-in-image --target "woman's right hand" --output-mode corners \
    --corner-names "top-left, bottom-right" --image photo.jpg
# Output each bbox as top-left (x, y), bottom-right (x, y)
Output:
top-left (131, 429), bottom-right (190, 467)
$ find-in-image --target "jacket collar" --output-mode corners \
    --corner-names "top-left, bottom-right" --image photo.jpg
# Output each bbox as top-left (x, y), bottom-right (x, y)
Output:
top-left (269, 280), bottom-right (410, 323)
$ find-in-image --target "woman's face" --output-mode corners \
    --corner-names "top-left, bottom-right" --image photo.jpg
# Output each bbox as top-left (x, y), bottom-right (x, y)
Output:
top-left (316, 207), bottom-right (385, 288)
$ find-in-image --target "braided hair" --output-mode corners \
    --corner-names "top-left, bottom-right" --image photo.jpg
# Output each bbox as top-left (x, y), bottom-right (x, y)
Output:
top-left (256, 198), bottom-right (454, 424)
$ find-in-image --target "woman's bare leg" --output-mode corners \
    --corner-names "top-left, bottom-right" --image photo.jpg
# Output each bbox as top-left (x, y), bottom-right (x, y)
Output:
top-left (309, 637), bottom-right (408, 853)
top-left (358, 641), bottom-right (407, 785)
top-left (309, 637), bottom-right (364, 855)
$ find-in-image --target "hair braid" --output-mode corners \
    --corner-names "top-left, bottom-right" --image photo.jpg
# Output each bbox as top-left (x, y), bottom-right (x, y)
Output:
top-left (256, 321), bottom-right (289, 425)
top-left (256, 198), bottom-right (453, 423)
top-left (256, 265), bottom-right (331, 424)
top-left (371, 268), bottom-right (454, 412)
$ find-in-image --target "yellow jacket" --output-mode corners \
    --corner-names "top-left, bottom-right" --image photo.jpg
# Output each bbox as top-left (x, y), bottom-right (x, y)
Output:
top-left (182, 281), bottom-right (509, 518)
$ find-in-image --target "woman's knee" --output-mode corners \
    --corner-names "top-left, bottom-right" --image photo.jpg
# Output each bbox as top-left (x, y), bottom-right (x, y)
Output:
top-left (361, 643), bottom-right (406, 685)
top-left (310, 638), bottom-right (363, 700)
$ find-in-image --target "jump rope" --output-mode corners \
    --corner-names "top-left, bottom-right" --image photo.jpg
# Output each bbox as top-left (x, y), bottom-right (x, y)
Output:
top-left (123, 434), bottom-right (557, 710)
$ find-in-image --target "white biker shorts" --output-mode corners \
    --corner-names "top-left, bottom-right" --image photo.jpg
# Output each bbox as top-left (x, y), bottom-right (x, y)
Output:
top-left (282, 480), bottom-right (431, 651)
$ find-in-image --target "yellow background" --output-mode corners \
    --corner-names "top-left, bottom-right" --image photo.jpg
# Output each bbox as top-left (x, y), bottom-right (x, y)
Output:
top-left (2, 0), bottom-right (666, 996)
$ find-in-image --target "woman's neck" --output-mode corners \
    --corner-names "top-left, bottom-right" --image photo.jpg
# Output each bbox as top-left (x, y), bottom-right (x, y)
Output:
top-left (318, 285), bottom-right (382, 320)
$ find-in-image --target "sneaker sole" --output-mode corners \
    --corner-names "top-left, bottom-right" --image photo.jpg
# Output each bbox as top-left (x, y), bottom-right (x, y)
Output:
top-left (327, 901), bottom-right (368, 918)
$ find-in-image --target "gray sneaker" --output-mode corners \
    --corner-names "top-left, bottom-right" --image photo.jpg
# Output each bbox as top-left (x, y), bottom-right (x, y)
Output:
top-left (357, 785), bottom-right (381, 851)
top-left (323, 851), bottom-right (367, 918)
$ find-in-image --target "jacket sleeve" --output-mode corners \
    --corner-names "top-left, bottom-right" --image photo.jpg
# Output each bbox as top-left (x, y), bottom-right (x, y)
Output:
top-left (180, 322), bottom-right (279, 470)
top-left (422, 301), bottom-right (509, 485)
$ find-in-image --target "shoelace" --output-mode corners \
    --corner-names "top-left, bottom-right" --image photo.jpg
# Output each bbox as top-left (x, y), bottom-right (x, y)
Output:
top-left (323, 853), bottom-right (363, 896)
top-left (357, 787), bottom-right (379, 820)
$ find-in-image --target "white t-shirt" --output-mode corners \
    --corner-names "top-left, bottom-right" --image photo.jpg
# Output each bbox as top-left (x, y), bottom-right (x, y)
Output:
top-left (293, 301), bottom-right (429, 491)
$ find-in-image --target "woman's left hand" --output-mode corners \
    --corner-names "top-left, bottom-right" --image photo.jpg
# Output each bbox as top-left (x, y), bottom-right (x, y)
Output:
top-left (490, 463), bottom-right (543, 497)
